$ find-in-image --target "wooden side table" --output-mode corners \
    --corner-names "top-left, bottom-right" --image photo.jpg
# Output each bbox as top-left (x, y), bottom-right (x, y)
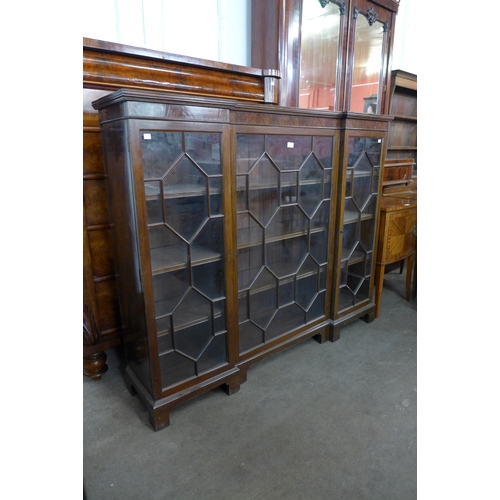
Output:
top-left (374, 195), bottom-right (417, 318)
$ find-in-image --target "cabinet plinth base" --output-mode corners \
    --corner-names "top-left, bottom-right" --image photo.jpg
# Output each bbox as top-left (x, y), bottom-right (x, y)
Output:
top-left (330, 303), bottom-right (377, 341)
top-left (123, 366), bottom-right (241, 431)
top-left (237, 322), bottom-right (329, 385)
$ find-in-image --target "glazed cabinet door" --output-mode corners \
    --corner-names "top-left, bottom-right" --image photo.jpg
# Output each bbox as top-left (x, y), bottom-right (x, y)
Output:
top-left (234, 130), bottom-right (336, 364)
top-left (138, 126), bottom-right (234, 391)
top-left (333, 133), bottom-right (384, 329)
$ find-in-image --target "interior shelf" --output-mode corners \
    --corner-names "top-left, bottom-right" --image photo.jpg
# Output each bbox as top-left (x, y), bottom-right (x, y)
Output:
top-left (150, 244), bottom-right (222, 274)
top-left (341, 248), bottom-right (364, 264)
top-left (238, 225), bottom-right (327, 249)
top-left (155, 292), bottom-right (224, 332)
top-left (239, 266), bottom-right (323, 295)
top-left (343, 211), bottom-right (373, 224)
top-left (236, 178), bottom-right (324, 191)
top-left (145, 182), bottom-right (220, 200)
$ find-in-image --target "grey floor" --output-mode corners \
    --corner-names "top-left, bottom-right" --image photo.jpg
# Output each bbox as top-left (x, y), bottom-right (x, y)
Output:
top-left (83, 270), bottom-right (417, 500)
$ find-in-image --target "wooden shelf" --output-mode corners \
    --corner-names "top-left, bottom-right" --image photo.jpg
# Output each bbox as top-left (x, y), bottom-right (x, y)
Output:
top-left (238, 225), bottom-right (327, 249)
top-left (343, 211), bottom-right (373, 224)
top-left (236, 178), bottom-right (324, 191)
top-left (155, 291), bottom-right (224, 333)
top-left (341, 248), bottom-right (364, 264)
top-left (145, 182), bottom-right (220, 200)
top-left (150, 244), bottom-right (222, 274)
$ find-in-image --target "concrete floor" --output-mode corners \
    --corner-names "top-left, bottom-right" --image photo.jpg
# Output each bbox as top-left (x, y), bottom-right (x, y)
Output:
top-left (83, 270), bottom-right (417, 500)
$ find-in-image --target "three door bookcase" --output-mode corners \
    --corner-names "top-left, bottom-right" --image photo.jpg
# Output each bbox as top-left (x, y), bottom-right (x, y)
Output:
top-left (93, 89), bottom-right (390, 429)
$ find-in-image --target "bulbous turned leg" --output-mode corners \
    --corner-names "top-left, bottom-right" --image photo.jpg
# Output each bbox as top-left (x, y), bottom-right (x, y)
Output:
top-left (83, 351), bottom-right (108, 381)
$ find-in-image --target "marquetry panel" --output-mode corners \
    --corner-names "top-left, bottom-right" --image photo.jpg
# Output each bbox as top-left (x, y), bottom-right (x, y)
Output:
top-left (384, 208), bottom-right (416, 263)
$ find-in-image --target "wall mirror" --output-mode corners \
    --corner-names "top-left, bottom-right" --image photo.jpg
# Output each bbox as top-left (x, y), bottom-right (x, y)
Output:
top-left (349, 9), bottom-right (386, 113)
top-left (299, 0), bottom-right (343, 110)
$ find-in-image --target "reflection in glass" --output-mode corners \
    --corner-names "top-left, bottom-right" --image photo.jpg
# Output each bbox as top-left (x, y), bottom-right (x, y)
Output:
top-left (338, 136), bottom-right (382, 312)
top-left (236, 133), bottom-right (333, 353)
top-left (141, 130), bottom-right (227, 389)
top-left (350, 13), bottom-right (385, 113)
top-left (299, 0), bottom-right (341, 110)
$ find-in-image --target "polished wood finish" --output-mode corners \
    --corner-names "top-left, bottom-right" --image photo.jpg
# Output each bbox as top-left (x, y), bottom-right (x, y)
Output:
top-left (83, 39), bottom-right (281, 380)
top-left (383, 158), bottom-right (414, 187)
top-left (84, 38), bottom-right (280, 104)
top-left (374, 194), bottom-right (417, 318)
top-left (93, 89), bottom-right (346, 428)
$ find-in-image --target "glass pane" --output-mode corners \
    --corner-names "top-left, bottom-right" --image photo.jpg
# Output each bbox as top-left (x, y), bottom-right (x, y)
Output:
top-left (238, 247), bottom-right (264, 290)
top-left (192, 217), bottom-right (224, 263)
top-left (237, 133), bottom-right (331, 353)
top-left (149, 225), bottom-right (188, 273)
top-left (239, 320), bottom-right (263, 353)
top-left (249, 269), bottom-right (278, 330)
top-left (299, 0), bottom-right (341, 110)
top-left (313, 136), bottom-right (334, 169)
top-left (278, 279), bottom-right (295, 307)
top-left (236, 175), bottom-right (247, 212)
top-left (299, 156), bottom-right (323, 218)
top-left (164, 157), bottom-right (208, 242)
top-left (350, 15), bottom-right (385, 113)
top-left (153, 268), bottom-right (189, 318)
top-left (236, 135), bottom-right (264, 174)
top-left (266, 304), bottom-right (305, 340)
top-left (209, 177), bottom-right (222, 216)
top-left (267, 135), bottom-right (312, 171)
top-left (306, 291), bottom-right (326, 322)
top-left (267, 205), bottom-right (309, 239)
top-left (310, 228), bottom-right (328, 265)
top-left (159, 351), bottom-right (195, 388)
top-left (297, 256), bottom-right (319, 311)
top-left (267, 236), bottom-right (308, 278)
top-left (193, 260), bottom-right (224, 300)
top-left (185, 132), bottom-right (221, 175)
top-left (142, 130), bottom-right (227, 389)
top-left (144, 181), bottom-right (163, 224)
top-left (142, 132), bottom-right (183, 179)
top-left (198, 333), bottom-right (227, 374)
top-left (248, 156), bottom-right (280, 226)
top-left (281, 171), bottom-right (298, 205)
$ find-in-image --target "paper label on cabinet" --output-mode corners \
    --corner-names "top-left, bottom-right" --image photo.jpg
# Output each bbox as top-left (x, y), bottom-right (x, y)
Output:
top-left (287, 142), bottom-right (294, 148)
top-left (143, 133), bottom-right (152, 140)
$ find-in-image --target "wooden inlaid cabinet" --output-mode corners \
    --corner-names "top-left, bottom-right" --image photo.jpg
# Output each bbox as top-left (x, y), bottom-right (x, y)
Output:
top-left (93, 89), bottom-right (343, 429)
top-left (374, 195), bottom-right (417, 318)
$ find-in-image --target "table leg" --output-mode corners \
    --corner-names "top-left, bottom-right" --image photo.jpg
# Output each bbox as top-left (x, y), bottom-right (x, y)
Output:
top-left (374, 263), bottom-right (385, 318)
top-left (406, 253), bottom-right (414, 301)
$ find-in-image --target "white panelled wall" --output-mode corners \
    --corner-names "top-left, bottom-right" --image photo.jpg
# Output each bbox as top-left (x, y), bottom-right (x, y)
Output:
top-left (83, 0), bottom-right (415, 74)
top-left (83, 0), bottom-right (251, 66)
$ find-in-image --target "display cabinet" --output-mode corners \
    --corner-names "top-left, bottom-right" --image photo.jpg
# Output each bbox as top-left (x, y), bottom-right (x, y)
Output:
top-left (93, 89), bottom-right (342, 428)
